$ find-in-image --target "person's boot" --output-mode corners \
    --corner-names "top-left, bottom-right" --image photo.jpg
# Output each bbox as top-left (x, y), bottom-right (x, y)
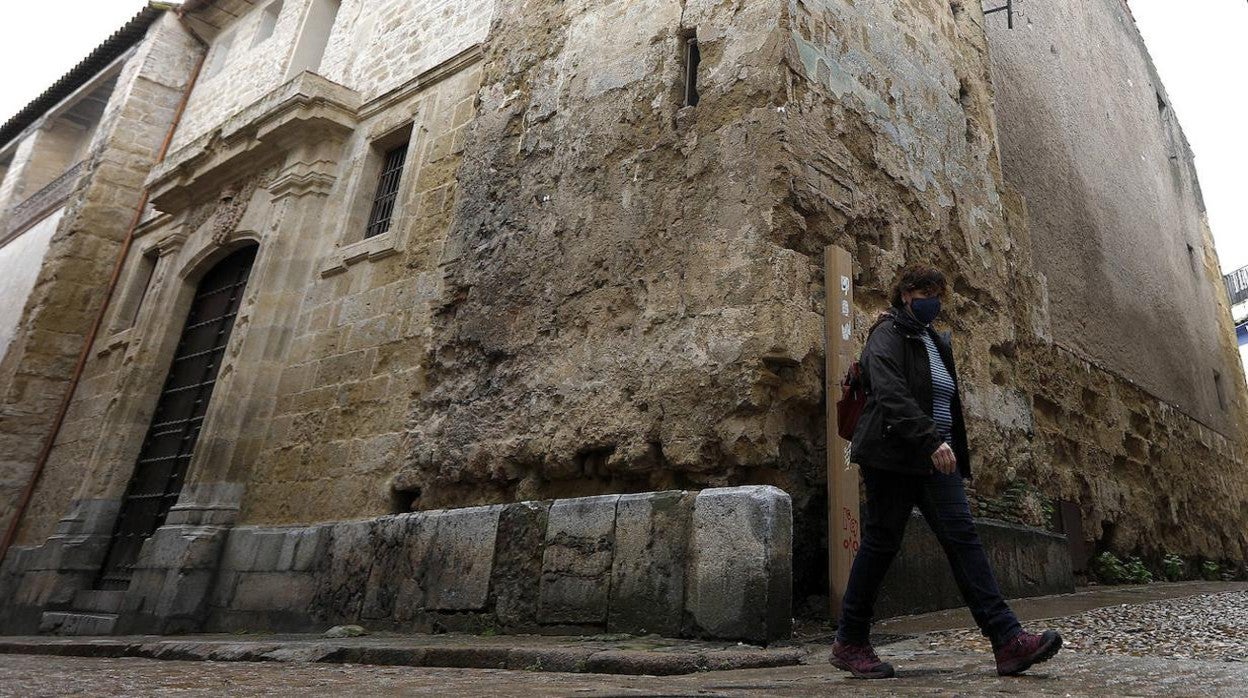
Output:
top-left (994, 629), bottom-right (1063, 676)
top-left (829, 639), bottom-right (896, 679)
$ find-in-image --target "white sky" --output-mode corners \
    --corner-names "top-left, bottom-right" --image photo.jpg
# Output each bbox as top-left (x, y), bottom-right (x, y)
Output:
top-left (0, 0), bottom-right (1244, 274)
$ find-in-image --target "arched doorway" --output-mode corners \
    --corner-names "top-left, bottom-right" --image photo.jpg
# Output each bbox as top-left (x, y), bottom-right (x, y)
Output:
top-left (96, 245), bottom-right (258, 590)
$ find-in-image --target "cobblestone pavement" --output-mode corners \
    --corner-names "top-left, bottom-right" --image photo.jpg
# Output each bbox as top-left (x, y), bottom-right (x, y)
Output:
top-left (3, 648), bottom-right (1247, 697)
top-left (4, 587), bottom-right (1247, 697)
top-left (923, 590), bottom-right (1248, 662)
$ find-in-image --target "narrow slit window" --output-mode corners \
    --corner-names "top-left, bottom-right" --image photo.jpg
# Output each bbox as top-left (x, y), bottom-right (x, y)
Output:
top-left (1214, 371), bottom-right (1227, 412)
top-left (683, 35), bottom-right (701, 107)
top-left (364, 142), bottom-right (409, 239)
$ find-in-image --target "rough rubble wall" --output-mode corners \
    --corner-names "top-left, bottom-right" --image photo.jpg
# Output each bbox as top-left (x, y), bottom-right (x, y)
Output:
top-left (2, 16), bottom-right (203, 545)
top-left (403, 0), bottom-right (806, 505)
top-left (402, 0), bottom-right (1248, 587)
top-left (398, 0), bottom-right (1028, 597)
top-left (985, 0), bottom-right (1245, 434)
top-left (973, 0), bottom-right (1248, 562)
top-left (769, 0), bottom-right (1050, 591)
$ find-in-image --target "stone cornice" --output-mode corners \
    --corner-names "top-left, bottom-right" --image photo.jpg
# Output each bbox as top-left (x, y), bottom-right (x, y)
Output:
top-left (148, 73), bottom-right (362, 213)
top-left (356, 44), bottom-right (485, 121)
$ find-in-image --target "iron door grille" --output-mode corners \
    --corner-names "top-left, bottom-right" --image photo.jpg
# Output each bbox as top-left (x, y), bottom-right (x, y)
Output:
top-left (96, 245), bottom-right (258, 590)
top-left (364, 142), bottom-right (409, 238)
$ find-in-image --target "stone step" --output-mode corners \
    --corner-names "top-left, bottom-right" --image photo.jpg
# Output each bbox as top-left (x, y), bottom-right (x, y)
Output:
top-left (38, 611), bottom-right (118, 636)
top-left (71, 589), bottom-right (127, 615)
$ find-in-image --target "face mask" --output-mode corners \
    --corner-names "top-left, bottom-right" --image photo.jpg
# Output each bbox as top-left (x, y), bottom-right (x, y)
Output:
top-left (910, 296), bottom-right (941, 324)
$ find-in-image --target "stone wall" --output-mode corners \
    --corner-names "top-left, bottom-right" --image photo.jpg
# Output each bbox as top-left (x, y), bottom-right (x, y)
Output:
top-left (0, 15), bottom-right (203, 545)
top-left (985, 0), bottom-right (1247, 433)
top-left (172, 0), bottom-right (494, 150)
top-left (877, 512), bottom-right (1074, 618)
top-left (239, 58), bottom-right (482, 524)
top-left (396, 0), bottom-right (1248, 589)
top-left (205, 486), bottom-right (790, 643)
top-left (2, 486), bottom-right (793, 643)
top-left (2, 0), bottom-right (1245, 639)
top-left (397, 0), bottom-right (1038, 598)
top-left (0, 210), bottom-right (62, 356)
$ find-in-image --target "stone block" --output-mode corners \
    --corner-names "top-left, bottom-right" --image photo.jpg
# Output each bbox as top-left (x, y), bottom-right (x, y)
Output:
top-left (231, 572), bottom-right (316, 612)
top-left (72, 589), bottom-right (126, 614)
top-left (608, 491), bottom-right (692, 636)
top-left (38, 611), bottom-right (118, 636)
top-left (153, 568), bottom-right (217, 620)
top-left (251, 530), bottom-right (289, 572)
top-left (220, 528), bottom-right (262, 572)
top-left (687, 486), bottom-right (792, 643)
top-left (422, 505), bottom-right (503, 611)
top-left (362, 515), bottom-right (426, 621)
top-left (309, 520), bottom-right (374, 623)
top-left (492, 501), bottom-right (550, 629)
top-left (132, 525), bottom-right (226, 572)
top-left (539, 494), bottom-right (619, 625)
top-left (276, 526), bottom-right (327, 572)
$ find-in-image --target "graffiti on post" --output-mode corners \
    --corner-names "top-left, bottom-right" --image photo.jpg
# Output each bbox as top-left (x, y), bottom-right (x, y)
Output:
top-left (841, 505), bottom-right (860, 556)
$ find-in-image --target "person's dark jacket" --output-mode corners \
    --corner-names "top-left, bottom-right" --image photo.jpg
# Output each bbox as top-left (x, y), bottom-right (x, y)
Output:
top-left (849, 307), bottom-right (972, 479)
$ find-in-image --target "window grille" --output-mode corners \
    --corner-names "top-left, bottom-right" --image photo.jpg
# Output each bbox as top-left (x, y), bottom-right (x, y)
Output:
top-left (984, 0), bottom-right (1014, 29)
top-left (364, 142), bottom-right (408, 239)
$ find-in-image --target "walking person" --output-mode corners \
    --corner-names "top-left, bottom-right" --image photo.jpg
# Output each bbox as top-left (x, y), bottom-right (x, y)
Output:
top-left (829, 264), bottom-right (1063, 679)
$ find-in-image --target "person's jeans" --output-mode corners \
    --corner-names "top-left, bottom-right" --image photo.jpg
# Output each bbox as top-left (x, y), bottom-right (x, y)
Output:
top-left (836, 466), bottom-right (1023, 648)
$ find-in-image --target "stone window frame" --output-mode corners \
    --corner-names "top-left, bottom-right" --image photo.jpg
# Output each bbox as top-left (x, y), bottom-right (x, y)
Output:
top-left (320, 117), bottom-right (419, 276)
top-left (99, 227), bottom-right (185, 356)
top-left (205, 29), bottom-right (237, 80)
top-left (252, 0), bottom-right (285, 48)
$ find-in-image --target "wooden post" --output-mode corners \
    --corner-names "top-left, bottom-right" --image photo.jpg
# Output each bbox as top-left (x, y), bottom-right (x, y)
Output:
top-left (825, 245), bottom-right (860, 620)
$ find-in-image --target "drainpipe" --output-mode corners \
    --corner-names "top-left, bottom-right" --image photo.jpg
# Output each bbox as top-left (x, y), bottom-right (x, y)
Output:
top-left (0, 8), bottom-right (208, 566)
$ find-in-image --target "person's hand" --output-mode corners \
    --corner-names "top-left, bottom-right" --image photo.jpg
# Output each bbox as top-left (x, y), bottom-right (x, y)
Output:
top-left (931, 443), bottom-right (957, 474)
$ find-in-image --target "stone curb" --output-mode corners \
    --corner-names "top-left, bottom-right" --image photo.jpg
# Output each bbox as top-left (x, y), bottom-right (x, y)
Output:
top-left (0, 638), bottom-right (806, 677)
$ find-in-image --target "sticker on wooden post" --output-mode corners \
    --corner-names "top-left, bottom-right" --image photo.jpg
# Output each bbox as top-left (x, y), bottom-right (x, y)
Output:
top-left (825, 245), bottom-right (860, 620)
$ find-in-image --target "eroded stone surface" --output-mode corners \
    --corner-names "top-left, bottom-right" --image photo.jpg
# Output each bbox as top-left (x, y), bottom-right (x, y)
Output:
top-left (688, 486), bottom-right (792, 643)
top-left (539, 495), bottom-right (619, 626)
top-left (608, 491), bottom-right (692, 636)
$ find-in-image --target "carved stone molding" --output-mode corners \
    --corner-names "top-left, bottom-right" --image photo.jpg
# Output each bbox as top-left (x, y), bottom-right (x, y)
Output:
top-left (148, 73), bottom-right (361, 215)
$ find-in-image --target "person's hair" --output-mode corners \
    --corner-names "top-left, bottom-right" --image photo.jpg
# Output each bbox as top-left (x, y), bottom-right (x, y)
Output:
top-left (889, 264), bottom-right (948, 307)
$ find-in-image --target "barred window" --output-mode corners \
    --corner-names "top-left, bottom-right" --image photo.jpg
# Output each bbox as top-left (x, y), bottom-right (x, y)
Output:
top-left (364, 142), bottom-right (409, 239)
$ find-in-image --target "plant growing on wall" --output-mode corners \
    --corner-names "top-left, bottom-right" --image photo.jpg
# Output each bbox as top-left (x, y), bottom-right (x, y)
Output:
top-left (1201, 560), bottom-right (1222, 581)
top-left (1123, 556), bottom-right (1153, 584)
top-left (1092, 552), bottom-right (1127, 584)
top-left (1162, 553), bottom-right (1185, 582)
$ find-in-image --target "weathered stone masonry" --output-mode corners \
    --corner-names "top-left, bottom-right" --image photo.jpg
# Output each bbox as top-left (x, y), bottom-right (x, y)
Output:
top-left (0, 12), bottom-right (203, 546)
top-left (0, 0), bottom-right (1245, 640)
